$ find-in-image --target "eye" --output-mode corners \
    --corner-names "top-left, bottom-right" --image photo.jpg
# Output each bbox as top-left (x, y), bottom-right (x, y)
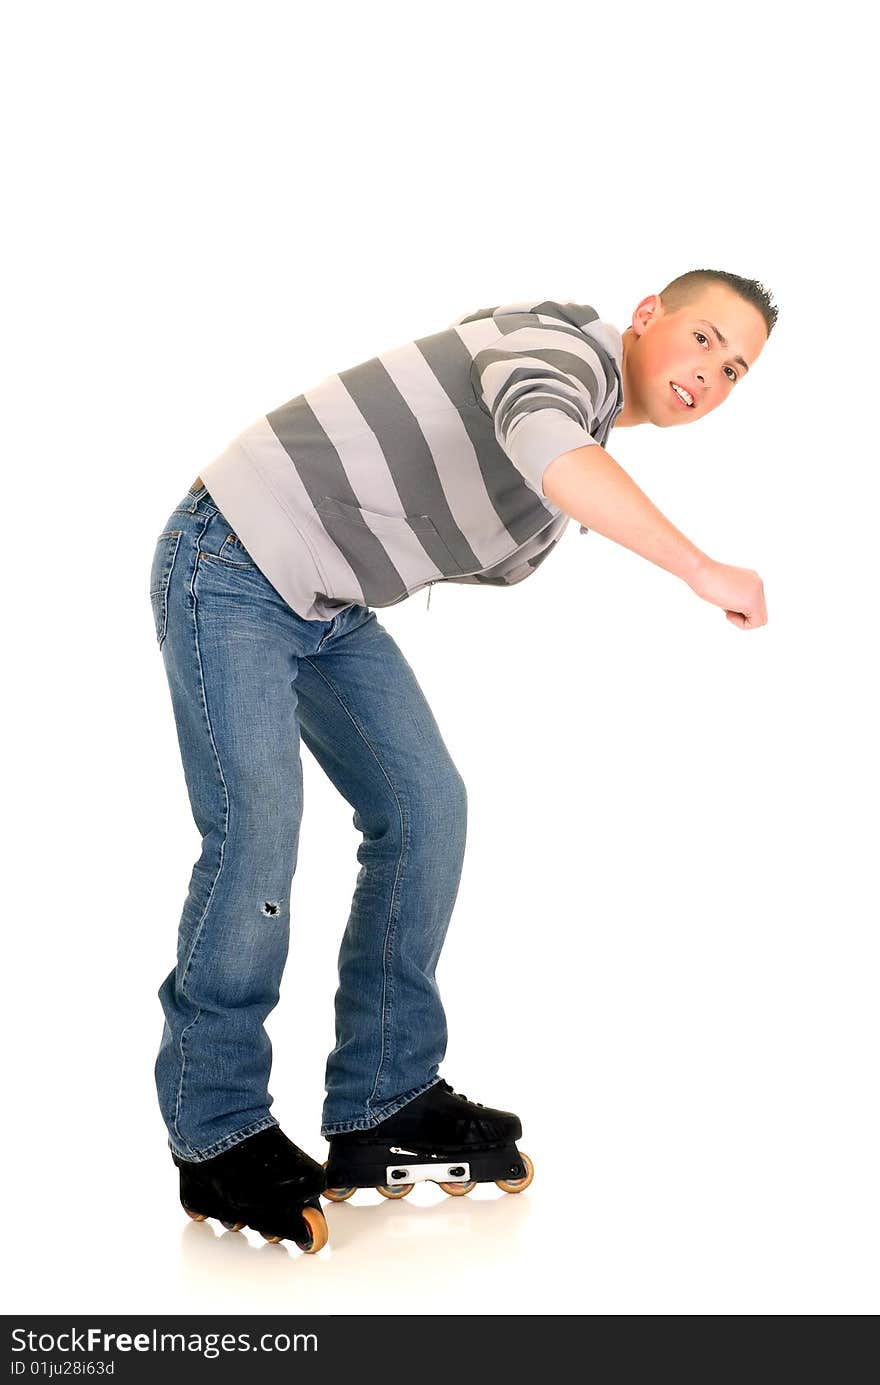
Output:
top-left (694, 331), bottom-right (738, 383)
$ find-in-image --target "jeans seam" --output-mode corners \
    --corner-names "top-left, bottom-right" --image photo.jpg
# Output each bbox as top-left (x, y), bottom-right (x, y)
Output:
top-left (169, 1113), bottom-right (279, 1163)
top-left (172, 512), bottom-right (232, 1151)
top-left (321, 1076), bottom-right (443, 1136)
top-left (301, 654), bottom-right (409, 1116)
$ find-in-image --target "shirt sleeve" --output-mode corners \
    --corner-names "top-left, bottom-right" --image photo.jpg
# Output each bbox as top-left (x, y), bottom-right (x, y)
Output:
top-left (468, 308), bottom-right (605, 498)
top-left (448, 301), bottom-right (538, 327)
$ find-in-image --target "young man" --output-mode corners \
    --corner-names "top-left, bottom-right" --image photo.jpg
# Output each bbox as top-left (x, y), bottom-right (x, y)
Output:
top-left (150, 269), bottom-right (776, 1251)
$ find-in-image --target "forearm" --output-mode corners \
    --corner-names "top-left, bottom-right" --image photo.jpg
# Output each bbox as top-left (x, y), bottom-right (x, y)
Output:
top-left (541, 443), bottom-right (709, 585)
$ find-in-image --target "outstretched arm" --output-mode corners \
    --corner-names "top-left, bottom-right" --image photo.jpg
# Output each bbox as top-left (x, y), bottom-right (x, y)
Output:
top-left (542, 444), bottom-right (768, 629)
top-left (542, 443), bottom-right (707, 582)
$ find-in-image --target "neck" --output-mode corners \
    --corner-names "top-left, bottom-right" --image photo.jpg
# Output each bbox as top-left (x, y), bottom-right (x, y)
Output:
top-left (615, 327), bottom-right (648, 427)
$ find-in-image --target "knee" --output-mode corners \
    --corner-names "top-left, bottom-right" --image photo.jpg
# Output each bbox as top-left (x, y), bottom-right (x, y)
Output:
top-left (436, 765), bottom-right (467, 816)
top-left (409, 762), bottom-right (467, 839)
top-left (355, 764), bottom-right (467, 846)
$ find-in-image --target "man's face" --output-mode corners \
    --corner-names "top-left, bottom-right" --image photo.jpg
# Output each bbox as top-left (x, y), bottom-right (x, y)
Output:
top-left (625, 285), bottom-right (768, 426)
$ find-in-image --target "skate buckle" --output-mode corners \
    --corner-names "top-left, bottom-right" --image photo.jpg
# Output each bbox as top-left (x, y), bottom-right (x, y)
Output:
top-left (386, 1161), bottom-right (471, 1184)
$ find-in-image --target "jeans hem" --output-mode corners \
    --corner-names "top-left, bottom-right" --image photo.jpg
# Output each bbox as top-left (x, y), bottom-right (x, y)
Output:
top-left (320, 1075), bottom-right (443, 1137)
top-left (167, 1114), bottom-right (279, 1163)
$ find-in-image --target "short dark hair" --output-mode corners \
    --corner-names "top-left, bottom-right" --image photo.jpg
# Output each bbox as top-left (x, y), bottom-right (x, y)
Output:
top-left (658, 269), bottom-right (778, 337)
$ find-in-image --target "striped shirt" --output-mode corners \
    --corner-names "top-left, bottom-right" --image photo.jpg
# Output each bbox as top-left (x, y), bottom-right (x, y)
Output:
top-left (199, 298), bottom-right (625, 621)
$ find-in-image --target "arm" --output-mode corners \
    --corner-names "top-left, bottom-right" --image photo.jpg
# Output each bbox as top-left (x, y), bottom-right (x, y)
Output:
top-left (542, 443), bottom-right (708, 584)
top-left (542, 444), bottom-right (768, 628)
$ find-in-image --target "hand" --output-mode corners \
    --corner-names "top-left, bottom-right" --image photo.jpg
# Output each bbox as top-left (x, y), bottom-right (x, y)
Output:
top-left (688, 558), bottom-right (768, 630)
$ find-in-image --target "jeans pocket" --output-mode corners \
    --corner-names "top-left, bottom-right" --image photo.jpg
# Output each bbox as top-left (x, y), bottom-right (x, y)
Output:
top-left (149, 529), bottom-right (183, 649)
top-left (215, 529), bottom-right (258, 568)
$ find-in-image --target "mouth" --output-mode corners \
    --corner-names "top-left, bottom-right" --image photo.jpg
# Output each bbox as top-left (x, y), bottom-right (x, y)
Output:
top-left (670, 381), bottom-right (695, 410)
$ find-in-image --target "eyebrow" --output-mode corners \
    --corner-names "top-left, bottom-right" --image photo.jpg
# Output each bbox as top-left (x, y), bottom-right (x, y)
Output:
top-left (698, 319), bottom-right (750, 375)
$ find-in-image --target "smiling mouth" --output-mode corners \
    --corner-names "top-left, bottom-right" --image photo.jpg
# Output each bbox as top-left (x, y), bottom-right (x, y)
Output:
top-left (670, 382), bottom-right (694, 408)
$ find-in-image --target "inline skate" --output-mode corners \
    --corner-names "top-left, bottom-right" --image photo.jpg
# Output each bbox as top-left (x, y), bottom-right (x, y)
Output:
top-left (323, 1079), bottom-right (533, 1201)
top-left (173, 1125), bottom-right (328, 1252)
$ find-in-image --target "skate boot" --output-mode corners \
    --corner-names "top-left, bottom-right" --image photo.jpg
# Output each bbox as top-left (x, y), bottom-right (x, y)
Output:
top-left (323, 1079), bottom-right (534, 1202)
top-left (173, 1125), bottom-right (328, 1252)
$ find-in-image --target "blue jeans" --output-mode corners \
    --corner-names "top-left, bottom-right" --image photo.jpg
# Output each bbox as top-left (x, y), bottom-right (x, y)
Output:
top-left (149, 480), bottom-right (467, 1162)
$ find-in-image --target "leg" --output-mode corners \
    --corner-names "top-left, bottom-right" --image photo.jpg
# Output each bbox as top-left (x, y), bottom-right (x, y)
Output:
top-left (150, 484), bottom-right (337, 1160)
top-left (293, 609), bottom-right (468, 1134)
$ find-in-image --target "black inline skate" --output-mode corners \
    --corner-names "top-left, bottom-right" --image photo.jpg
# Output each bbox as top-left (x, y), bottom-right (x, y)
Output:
top-left (323, 1079), bottom-right (534, 1202)
top-left (173, 1125), bottom-right (328, 1252)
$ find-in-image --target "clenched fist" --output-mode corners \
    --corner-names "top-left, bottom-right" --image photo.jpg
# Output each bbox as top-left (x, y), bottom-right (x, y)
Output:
top-left (688, 559), bottom-right (768, 629)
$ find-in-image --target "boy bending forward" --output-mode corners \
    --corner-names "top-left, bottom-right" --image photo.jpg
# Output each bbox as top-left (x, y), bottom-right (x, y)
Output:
top-left (149, 268), bottom-right (776, 1251)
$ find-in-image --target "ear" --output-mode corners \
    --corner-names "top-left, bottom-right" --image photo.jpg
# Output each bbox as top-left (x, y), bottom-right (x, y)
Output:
top-left (631, 293), bottom-right (663, 337)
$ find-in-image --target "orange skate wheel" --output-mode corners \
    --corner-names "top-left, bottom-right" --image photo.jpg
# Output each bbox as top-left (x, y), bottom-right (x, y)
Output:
top-left (260, 1206), bottom-right (328, 1251)
top-left (321, 1159), bottom-right (356, 1202)
top-left (495, 1151), bottom-right (534, 1193)
top-left (323, 1185), bottom-right (357, 1202)
top-left (438, 1179), bottom-right (477, 1196)
top-left (377, 1181), bottom-right (414, 1198)
top-left (297, 1205), bottom-right (329, 1253)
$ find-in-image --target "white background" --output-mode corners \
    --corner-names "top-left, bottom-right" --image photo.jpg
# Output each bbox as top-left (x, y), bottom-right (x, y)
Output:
top-left (5, 0), bottom-right (876, 1316)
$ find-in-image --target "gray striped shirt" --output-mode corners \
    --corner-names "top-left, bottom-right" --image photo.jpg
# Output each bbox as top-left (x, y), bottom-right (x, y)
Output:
top-left (199, 298), bottom-right (624, 620)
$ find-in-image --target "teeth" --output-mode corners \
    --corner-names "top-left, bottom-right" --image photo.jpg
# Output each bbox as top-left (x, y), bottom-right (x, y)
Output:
top-left (672, 383), bottom-right (693, 406)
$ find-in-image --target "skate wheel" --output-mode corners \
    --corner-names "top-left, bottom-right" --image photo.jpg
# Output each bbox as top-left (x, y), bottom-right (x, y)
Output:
top-left (220, 1219), bottom-right (245, 1232)
top-left (183, 1206), bottom-right (207, 1222)
top-left (377, 1182), bottom-right (414, 1199)
top-left (438, 1179), bottom-right (477, 1196)
top-left (258, 1205), bottom-right (328, 1252)
top-left (495, 1151), bottom-right (534, 1194)
top-left (321, 1160), bottom-right (356, 1201)
top-left (296, 1205), bottom-right (329, 1254)
top-left (323, 1184), bottom-right (357, 1202)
